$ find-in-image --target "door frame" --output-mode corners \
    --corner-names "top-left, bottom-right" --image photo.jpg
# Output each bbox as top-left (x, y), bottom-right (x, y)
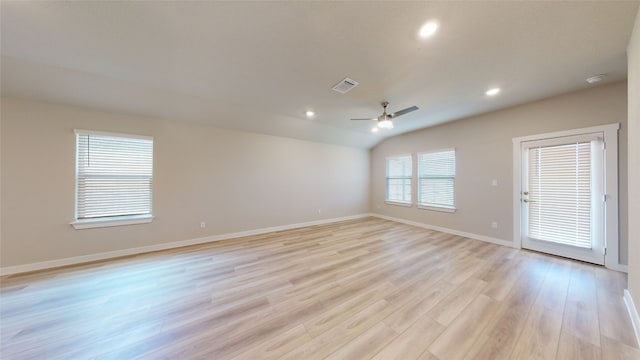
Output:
top-left (512, 123), bottom-right (622, 271)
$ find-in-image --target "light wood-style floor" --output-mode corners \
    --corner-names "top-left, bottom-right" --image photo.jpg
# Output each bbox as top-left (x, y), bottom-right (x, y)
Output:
top-left (1, 217), bottom-right (637, 359)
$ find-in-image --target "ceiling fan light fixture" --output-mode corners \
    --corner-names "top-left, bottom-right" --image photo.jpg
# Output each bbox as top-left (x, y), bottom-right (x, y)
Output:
top-left (378, 119), bottom-right (394, 129)
top-left (350, 101), bottom-right (416, 128)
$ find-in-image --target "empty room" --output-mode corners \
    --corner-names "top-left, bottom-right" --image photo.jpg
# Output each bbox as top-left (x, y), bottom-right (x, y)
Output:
top-left (2, 1), bottom-right (640, 359)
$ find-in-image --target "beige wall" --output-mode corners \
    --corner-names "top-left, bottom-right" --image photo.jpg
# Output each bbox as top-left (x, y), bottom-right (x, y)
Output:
top-left (627, 7), bottom-right (640, 311)
top-left (371, 82), bottom-right (628, 264)
top-left (0, 97), bottom-right (370, 268)
top-left (0, 81), bottom-right (631, 272)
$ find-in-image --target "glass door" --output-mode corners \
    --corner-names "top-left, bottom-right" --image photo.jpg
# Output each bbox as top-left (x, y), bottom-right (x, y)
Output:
top-left (521, 134), bottom-right (605, 265)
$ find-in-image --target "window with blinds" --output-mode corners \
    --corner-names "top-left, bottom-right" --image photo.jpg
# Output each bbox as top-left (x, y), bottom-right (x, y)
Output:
top-left (75, 130), bottom-right (153, 220)
top-left (417, 149), bottom-right (456, 210)
top-left (527, 141), bottom-right (591, 248)
top-left (386, 155), bottom-right (412, 204)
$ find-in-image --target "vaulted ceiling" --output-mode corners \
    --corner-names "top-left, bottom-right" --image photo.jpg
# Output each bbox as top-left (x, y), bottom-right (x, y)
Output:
top-left (2, 1), bottom-right (638, 148)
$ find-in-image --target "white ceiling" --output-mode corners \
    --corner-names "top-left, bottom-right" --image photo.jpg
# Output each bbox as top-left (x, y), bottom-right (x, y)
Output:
top-left (1, 1), bottom-right (638, 148)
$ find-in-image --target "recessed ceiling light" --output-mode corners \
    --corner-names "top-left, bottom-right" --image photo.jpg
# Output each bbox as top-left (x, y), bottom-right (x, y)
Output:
top-left (586, 74), bottom-right (607, 84)
top-left (485, 88), bottom-right (501, 96)
top-left (419, 21), bottom-right (439, 38)
top-left (371, 127), bottom-right (379, 133)
top-left (305, 110), bottom-right (315, 118)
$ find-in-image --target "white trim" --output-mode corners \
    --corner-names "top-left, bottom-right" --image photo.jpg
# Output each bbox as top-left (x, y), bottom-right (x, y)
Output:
top-left (511, 123), bottom-right (620, 143)
top-left (521, 133), bottom-right (601, 148)
top-left (417, 147), bottom-right (456, 155)
top-left (607, 263), bottom-right (628, 273)
top-left (624, 290), bottom-right (640, 347)
top-left (385, 201), bottom-right (413, 207)
top-left (512, 123), bottom-right (623, 271)
top-left (371, 213), bottom-right (516, 248)
top-left (71, 215), bottom-right (154, 229)
top-left (0, 214), bottom-right (371, 276)
top-left (513, 139), bottom-right (523, 249)
top-left (385, 153), bottom-right (413, 160)
top-left (602, 123), bottom-right (621, 271)
top-left (74, 129), bottom-right (153, 140)
top-left (417, 205), bottom-right (456, 213)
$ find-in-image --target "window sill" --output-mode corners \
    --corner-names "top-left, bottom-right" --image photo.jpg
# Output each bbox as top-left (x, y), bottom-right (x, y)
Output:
top-left (417, 205), bottom-right (456, 213)
top-left (71, 215), bottom-right (154, 230)
top-left (385, 201), bottom-right (413, 208)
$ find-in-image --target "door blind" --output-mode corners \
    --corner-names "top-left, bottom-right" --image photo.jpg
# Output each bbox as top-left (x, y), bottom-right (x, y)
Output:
top-left (527, 141), bottom-right (591, 248)
top-left (76, 131), bottom-right (153, 219)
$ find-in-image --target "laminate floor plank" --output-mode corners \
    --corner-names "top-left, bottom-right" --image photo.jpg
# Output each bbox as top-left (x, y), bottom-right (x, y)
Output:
top-left (0, 217), bottom-right (634, 360)
top-left (382, 280), bottom-right (455, 334)
top-left (463, 254), bottom-right (551, 359)
top-left (372, 313), bottom-right (444, 360)
top-left (509, 301), bottom-right (564, 359)
top-left (324, 322), bottom-right (397, 360)
top-left (428, 294), bottom-right (499, 359)
top-left (557, 331), bottom-right (602, 360)
top-left (303, 281), bottom-right (396, 337)
top-left (279, 300), bottom-right (391, 360)
top-left (508, 258), bottom-right (571, 360)
top-left (563, 262), bottom-right (602, 347)
top-left (427, 277), bottom-right (488, 326)
top-left (600, 335), bottom-right (640, 360)
top-left (597, 282), bottom-right (638, 349)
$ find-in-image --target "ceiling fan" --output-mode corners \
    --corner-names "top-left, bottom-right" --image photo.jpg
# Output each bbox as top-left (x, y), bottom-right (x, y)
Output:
top-left (351, 101), bottom-right (419, 129)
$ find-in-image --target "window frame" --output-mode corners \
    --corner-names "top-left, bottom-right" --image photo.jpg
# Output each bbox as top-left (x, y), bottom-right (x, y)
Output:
top-left (417, 148), bottom-right (456, 213)
top-left (71, 129), bottom-right (155, 229)
top-left (385, 154), bottom-right (413, 207)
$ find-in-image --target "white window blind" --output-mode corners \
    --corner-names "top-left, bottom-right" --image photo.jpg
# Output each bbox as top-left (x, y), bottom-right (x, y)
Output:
top-left (418, 149), bottom-right (456, 210)
top-left (75, 131), bottom-right (153, 220)
top-left (528, 142), bottom-right (591, 248)
top-left (386, 155), bottom-right (412, 204)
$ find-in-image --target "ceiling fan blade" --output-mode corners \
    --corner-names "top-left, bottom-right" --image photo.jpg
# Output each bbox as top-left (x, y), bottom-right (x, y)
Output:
top-left (390, 106), bottom-right (419, 118)
top-left (350, 118), bottom-right (377, 121)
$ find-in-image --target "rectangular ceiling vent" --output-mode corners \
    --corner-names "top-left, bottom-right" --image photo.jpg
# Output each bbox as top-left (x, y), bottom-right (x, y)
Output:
top-left (332, 77), bottom-right (359, 94)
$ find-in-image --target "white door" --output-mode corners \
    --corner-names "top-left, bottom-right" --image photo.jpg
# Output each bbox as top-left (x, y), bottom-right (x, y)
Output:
top-left (521, 134), bottom-right (605, 265)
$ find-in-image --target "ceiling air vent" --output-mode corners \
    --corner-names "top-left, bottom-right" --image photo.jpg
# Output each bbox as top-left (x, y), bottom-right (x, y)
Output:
top-left (332, 77), bottom-right (359, 94)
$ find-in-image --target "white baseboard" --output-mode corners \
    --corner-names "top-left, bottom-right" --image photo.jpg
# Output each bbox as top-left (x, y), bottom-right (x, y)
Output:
top-left (0, 213), bottom-right (372, 276)
top-left (624, 289), bottom-right (640, 347)
top-left (606, 263), bottom-right (629, 273)
top-left (371, 213), bottom-right (516, 248)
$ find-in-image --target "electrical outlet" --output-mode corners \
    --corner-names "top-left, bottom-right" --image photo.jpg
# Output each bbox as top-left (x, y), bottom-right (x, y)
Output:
top-left (200, 221), bottom-right (206, 229)
top-left (491, 179), bottom-right (498, 187)
top-left (491, 222), bottom-right (498, 230)
top-left (377, 204), bottom-right (381, 209)
top-left (317, 209), bottom-right (322, 215)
